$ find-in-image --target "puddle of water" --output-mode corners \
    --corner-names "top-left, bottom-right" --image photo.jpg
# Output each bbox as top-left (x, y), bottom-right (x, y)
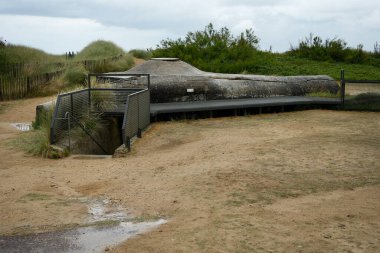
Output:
top-left (0, 219), bottom-right (166, 253)
top-left (11, 123), bottom-right (32, 131)
top-left (87, 199), bottom-right (127, 223)
top-left (0, 198), bottom-right (167, 253)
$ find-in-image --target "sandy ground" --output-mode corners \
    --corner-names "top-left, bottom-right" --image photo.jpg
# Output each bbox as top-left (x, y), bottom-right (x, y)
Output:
top-left (0, 97), bottom-right (379, 252)
top-left (345, 83), bottom-right (380, 95)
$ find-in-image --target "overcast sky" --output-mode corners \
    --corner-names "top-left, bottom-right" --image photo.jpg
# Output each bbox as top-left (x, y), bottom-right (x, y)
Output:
top-left (0, 0), bottom-right (379, 54)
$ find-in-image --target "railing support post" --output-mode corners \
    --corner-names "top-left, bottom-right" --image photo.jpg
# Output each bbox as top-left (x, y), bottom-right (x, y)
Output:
top-left (126, 137), bottom-right (131, 152)
top-left (137, 128), bottom-right (142, 138)
top-left (65, 112), bottom-right (71, 151)
top-left (340, 69), bottom-right (345, 108)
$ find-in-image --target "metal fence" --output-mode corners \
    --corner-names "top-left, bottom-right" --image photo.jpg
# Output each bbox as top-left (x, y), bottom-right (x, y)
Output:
top-left (50, 88), bottom-right (149, 146)
top-left (122, 89), bottom-right (150, 151)
top-left (344, 80), bottom-right (380, 96)
top-left (340, 69), bottom-right (380, 104)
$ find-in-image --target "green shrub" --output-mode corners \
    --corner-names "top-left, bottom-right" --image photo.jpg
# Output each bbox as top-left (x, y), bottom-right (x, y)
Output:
top-left (152, 23), bottom-right (259, 73)
top-left (288, 34), bottom-right (374, 65)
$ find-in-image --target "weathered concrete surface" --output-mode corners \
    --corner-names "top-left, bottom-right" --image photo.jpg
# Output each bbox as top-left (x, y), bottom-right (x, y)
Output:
top-left (121, 58), bottom-right (339, 103)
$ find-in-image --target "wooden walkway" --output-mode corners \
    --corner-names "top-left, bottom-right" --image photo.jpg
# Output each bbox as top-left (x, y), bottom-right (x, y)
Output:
top-left (150, 96), bottom-right (341, 116)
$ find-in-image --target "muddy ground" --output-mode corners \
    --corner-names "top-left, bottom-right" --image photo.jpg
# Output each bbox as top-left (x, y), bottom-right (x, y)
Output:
top-left (0, 97), bottom-right (379, 252)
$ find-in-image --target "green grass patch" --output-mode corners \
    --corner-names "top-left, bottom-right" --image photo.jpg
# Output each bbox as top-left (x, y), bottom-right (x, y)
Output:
top-left (306, 91), bottom-right (341, 98)
top-left (19, 193), bottom-right (52, 202)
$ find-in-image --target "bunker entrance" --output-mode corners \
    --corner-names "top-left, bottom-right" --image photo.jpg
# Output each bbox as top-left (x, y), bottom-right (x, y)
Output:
top-left (49, 73), bottom-right (151, 156)
top-left (66, 115), bottom-right (124, 155)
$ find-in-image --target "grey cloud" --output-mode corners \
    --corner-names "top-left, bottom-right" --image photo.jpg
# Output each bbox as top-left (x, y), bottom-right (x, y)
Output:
top-left (0, 0), bottom-right (379, 53)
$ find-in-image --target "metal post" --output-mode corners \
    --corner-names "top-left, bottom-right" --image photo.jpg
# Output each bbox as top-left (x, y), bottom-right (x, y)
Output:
top-left (88, 74), bottom-right (91, 89)
top-left (137, 128), bottom-right (142, 138)
top-left (88, 74), bottom-right (91, 115)
top-left (65, 112), bottom-right (71, 151)
top-left (70, 93), bottom-right (74, 117)
top-left (340, 69), bottom-right (345, 107)
top-left (126, 137), bottom-right (131, 152)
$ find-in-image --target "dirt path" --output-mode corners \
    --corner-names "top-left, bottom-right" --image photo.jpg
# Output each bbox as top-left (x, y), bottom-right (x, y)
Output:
top-left (0, 97), bottom-right (379, 252)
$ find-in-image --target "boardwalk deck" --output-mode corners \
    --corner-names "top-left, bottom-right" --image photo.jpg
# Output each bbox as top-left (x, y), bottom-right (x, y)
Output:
top-left (150, 96), bottom-right (341, 116)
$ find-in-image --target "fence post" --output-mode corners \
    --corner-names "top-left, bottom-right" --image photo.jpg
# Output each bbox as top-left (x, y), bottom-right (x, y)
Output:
top-left (65, 112), bottom-right (71, 151)
top-left (137, 95), bottom-right (140, 136)
top-left (340, 69), bottom-right (345, 108)
top-left (27, 76), bottom-right (31, 93)
top-left (70, 93), bottom-right (74, 116)
top-left (88, 74), bottom-right (91, 115)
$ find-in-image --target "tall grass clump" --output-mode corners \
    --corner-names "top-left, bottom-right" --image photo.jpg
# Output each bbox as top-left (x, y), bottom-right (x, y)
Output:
top-left (76, 40), bottom-right (125, 60)
top-left (1, 44), bottom-right (61, 64)
top-left (90, 54), bottom-right (134, 73)
top-left (63, 64), bottom-right (88, 86)
top-left (129, 49), bottom-right (152, 60)
top-left (10, 106), bottom-right (56, 157)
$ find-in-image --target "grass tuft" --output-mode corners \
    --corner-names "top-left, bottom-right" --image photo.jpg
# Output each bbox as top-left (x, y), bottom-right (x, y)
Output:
top-left (306, 91), bottom-right (341, 98)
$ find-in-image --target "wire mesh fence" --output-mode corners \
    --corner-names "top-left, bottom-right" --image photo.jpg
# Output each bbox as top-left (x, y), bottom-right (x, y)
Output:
top-left (122, 89), bottom-right (150, 150)
top-left (50, 89), bottom-right (89, 144)
top-left (344, 81), bottom-right (380, 96)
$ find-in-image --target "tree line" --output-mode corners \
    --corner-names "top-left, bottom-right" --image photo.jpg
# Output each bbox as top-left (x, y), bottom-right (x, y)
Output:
top-left (152, 23), bottom-right (380, 74)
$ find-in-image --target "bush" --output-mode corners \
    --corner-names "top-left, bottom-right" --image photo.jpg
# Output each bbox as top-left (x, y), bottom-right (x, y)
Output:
top-left (288, 34), bottom-right (374, 65)
top-left (152, 23), bottom-right (260, 73)
top-left (346, 44), bottom-right (367, 64)
top-left (289, 34), bottom-right (348, 62)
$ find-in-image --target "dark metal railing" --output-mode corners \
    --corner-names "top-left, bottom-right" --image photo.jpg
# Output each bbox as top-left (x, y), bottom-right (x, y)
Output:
top-left (122, 89), bottom-right (150, 151)
top-left (50, 87), bottom-right (150, 150)
top-left (340, 69), bottom-right (380, 107)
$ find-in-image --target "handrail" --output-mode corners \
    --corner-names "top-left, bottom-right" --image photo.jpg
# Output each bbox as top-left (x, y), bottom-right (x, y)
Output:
top-left (344, 80), bottom-right (380, 84)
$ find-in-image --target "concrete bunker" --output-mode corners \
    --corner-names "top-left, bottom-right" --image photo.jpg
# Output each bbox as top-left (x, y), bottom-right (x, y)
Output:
top-left (121, 58), bottom-right (339, 103)
top-left (41, 58), bottom-right (340, 155)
